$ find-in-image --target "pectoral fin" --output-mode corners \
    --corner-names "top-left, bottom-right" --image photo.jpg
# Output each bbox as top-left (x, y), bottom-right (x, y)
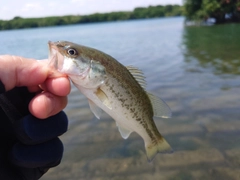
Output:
top-left (147, 93), bottom-right (172, 118)
top-left (88, 99), bottom-right (103, 119)
top-left (95, 88), bottom-right (112, 109)
top-left (116, 122), bottom-right (132, 139)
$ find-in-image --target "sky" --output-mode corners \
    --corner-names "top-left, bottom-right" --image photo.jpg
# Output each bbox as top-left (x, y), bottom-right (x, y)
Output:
top-left (0, 0), bottom-right (182, 20)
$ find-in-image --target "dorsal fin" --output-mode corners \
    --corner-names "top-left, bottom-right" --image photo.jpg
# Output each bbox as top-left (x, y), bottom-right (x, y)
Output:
top-left (147, 93), bottom-right (172, 118)
top-left (126, 66), bottom-right (172, 119)
top-left (126, 66), bottom-right (147, 89)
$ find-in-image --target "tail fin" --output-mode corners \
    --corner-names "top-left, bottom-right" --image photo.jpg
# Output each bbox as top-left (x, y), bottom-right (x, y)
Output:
top-left (145, 137), bottom-right (172, 162)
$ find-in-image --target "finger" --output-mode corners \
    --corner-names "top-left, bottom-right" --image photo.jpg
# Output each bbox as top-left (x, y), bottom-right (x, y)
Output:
top-left (41, 77), bottom-right (71, 96)
top-left (0, 55), bottom-right (67, 92)
top-left (0, 55), bottom-right (48, 91)
top-left (27, 85), bottom-right (42, 93)
top-left (28, 92), bottom-right (68, 119)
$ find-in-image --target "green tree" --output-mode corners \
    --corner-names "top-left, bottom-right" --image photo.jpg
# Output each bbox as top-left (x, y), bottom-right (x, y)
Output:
top-left (0, 4), bottom-right (183, 30)
top-left (184, 0), bottom-right (240, 23)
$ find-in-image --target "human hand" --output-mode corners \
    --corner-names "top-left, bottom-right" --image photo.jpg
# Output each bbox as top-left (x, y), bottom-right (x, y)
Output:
top-left (0, 55), bottom-right (71, 119)
top-left (0, 55), bottom-right (71, 180)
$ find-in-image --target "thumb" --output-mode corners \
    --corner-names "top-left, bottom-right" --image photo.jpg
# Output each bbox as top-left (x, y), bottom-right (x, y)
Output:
top-left (0, 55), bottom-right (49, 92)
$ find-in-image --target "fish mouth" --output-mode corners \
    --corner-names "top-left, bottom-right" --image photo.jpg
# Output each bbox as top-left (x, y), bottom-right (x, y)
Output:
top-left (48, 41), bottom-right (91, 78)
top-left (48, 41), bottom-right (65, 72)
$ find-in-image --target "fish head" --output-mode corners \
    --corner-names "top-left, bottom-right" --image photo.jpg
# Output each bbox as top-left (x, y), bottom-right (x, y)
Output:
top-left (48, 41), bottom-right (107, 89)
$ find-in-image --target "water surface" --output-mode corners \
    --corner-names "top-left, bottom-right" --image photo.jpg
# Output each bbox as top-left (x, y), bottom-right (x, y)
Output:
top-left (1, 17), bottom-right (240, 180)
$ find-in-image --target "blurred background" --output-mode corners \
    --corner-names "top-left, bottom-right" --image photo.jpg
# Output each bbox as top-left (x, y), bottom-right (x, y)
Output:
top-left (1, 1), bottom-right (240, 180)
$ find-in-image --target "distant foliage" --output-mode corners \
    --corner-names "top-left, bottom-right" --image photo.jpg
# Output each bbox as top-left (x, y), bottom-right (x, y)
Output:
top-left (184, 0), bottom-right (240, 24)
top-left (132, 5), bottom-right (182, 19)
top-left (0, 5), bottom-right (183, 30)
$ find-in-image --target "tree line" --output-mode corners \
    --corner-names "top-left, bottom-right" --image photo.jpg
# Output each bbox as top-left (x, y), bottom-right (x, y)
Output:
top-left (0, 5), bottom-right (182, 30)
top-left (184, 0), bottom-right (240, 24)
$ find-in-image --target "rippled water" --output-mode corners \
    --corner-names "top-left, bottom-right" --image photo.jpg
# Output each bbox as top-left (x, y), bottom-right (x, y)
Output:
top-left (1, 17), bottom-right (240, 180)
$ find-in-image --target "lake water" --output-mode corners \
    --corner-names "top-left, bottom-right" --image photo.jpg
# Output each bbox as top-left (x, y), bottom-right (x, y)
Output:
top-left (1, 17), bottom-right (240, 180)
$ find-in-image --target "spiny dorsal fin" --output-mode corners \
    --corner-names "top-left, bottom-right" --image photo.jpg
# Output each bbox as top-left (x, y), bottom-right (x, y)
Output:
top-left (126, 66), bottom-right (147, 89)
top-left (147, 93), bottom-right (172, 118)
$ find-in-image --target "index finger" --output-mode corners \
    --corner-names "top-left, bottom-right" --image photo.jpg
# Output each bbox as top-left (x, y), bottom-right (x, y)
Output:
top-left (0, 55), bottom-right (49, 91)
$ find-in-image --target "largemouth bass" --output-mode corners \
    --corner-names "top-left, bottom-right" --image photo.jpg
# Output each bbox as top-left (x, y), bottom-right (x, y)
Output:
top-left (48, 41), bottom-right (172, 161)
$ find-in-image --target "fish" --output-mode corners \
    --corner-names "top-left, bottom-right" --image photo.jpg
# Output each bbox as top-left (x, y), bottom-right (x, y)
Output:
top-left (48, 40), bottom-right (173, 161)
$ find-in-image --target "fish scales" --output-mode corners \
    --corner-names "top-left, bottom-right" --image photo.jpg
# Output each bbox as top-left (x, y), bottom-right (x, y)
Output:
top-left (75, 45), bottom-right (157, 137)
top-left (48, 41), bottom-right (173, 161)
top-left (101, 62), bottom-right (158, 144)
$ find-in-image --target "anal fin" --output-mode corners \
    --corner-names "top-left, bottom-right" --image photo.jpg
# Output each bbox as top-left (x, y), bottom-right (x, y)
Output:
top-left (116, 122), bottom-right (132, 139)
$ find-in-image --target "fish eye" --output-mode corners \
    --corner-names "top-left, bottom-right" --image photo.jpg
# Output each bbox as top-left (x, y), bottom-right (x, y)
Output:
top-left (67, 48), bottom-right (77, 56)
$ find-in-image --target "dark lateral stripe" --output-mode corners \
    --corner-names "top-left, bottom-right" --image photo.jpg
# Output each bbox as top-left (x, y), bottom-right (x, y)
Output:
top-left (0, 81), bottom-right (5, 94)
